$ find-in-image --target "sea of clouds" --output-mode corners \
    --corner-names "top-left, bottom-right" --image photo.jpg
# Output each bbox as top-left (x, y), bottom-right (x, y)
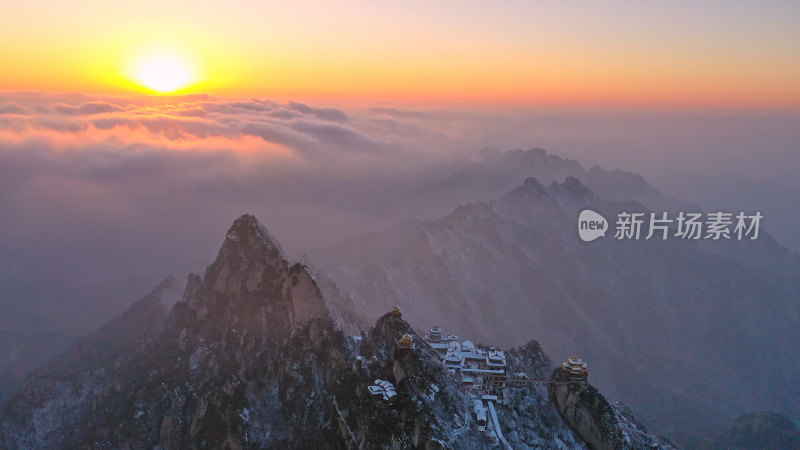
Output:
top-left (0, 92), bottom-right (797, 334)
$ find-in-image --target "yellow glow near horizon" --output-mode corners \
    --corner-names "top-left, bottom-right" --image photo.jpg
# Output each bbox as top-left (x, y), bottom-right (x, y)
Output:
top-left (129, 50), bottom-right (197, 94)
top-left (0, 1), bottom-right (799, 107)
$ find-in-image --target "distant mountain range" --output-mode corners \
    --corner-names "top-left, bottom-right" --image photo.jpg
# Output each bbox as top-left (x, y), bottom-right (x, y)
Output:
top-left (376, 148), bottom-right (697, 222)
top-left (2, 148), bottom-right (794, 340)
top-left (308, 175), bottom-right (800, 439)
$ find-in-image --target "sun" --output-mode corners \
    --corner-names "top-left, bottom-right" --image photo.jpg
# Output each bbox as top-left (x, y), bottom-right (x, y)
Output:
top-left (131, 51), bottom-right (196, 93)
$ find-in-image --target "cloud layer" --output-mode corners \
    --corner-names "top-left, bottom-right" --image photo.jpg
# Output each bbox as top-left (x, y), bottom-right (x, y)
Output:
top-left (0, 93), bottom-right (511, 334)
top-left (0, 93), bottom-right (797, 335)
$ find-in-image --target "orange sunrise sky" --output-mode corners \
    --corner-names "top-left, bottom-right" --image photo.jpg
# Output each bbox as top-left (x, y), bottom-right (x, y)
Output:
top-left (1, 0), bottom-right (799, 108)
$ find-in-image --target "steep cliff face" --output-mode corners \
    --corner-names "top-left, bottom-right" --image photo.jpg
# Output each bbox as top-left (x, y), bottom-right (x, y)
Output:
top-left (0, 214), bottom-right (671, 449)
top-left (336, 312), bottom-right (469, 448)
top-left (173, 214), bottom-right (335, 350)
top-left (0, 215), bottom-right (474, 448)
top-left (548, 367), bottom-right (674, 450)
top-left (139, 214), bottom-right (348, 448)
top-left (0, 215), bottom-right (350, 449)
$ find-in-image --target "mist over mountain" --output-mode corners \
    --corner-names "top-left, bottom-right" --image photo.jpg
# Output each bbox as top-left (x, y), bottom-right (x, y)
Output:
top-left (1, 93), bottom-right (798, 448)
top-left (379, 148), bottom-right (697, 222)
top-left (1, 94), bottom-right (798, 340)
top-left (308, 176), bottom-right (800, 439)
top-left (0, 215), bottom-right (673, 449)
top-left (0, 331), bottom-right (72, 407)
top-left (2, 0), bottom-right (799, 446)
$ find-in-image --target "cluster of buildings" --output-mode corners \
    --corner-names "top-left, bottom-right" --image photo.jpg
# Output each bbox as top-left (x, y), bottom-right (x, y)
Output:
top-left (419, 324), bottom-right (588, 443)
top-left (421, 326), bottom-right (589, 394)
top-left (384, 307), bottom-right (589, 442)
top-left (422, 326), bottom-right (511, 400)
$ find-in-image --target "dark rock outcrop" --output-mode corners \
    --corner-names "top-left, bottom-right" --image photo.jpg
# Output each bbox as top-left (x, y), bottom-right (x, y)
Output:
top-left (549, 366), bottom-right (675, 449)
top-left (1, 215), bottom-right (349, 448)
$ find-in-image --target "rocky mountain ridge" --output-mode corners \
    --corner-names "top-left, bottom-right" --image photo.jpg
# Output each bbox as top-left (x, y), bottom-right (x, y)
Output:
top-left (308, 176), bottom-right (800, 438)
top-left (1, 215), bottom-right (670, 449)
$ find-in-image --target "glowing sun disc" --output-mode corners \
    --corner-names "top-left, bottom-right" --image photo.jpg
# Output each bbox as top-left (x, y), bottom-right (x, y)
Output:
top-left (132, 53), bottom-right (195, 93)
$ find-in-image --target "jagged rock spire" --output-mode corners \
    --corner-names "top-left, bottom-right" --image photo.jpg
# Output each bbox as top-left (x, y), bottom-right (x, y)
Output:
top-left (223, 214), bottom-right (285, 259)
top-left (201, 214), bottom-right (289, 301)
top-left (181, 214), bottom-right (332, 338)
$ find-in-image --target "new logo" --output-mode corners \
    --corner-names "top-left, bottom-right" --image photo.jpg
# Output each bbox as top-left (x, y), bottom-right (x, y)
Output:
top-left (578, 209), bottom-right (608, 242)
